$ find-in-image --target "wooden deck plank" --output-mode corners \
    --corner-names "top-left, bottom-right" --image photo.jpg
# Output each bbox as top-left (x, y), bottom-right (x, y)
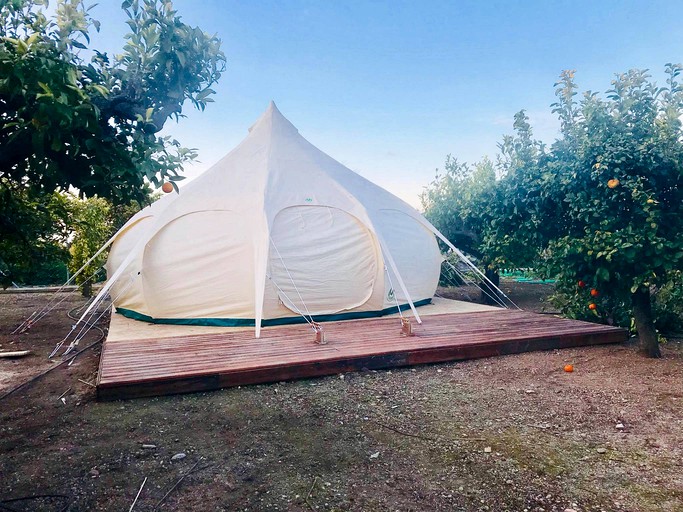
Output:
top-left (100, 317), bottom-right (617, 359)
top-left (97, 310), bottom-right (627, 400)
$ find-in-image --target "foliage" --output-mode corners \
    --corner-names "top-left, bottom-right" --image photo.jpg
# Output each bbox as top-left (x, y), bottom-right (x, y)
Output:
top-left (421, 156), bottom-right (497, 259)
top-left (652, 271), bottom-right (683, 334)
top-left (549, 277), bottom-right (631, 327)
top-left (421, 156), bottom-right (512, 304)
top-left (482, 110), bottom-right (559, 269)
top-left (0, 182), bottom-right (70, 287)
top-left (0, 0), bottom-right (225, 200)
top-left (66, 194), bottom-right (111, 296)
top-left (109, 184), bottom-right (157, 231)
top-left (0, 0), bottom-right (224, 284)
top-left (422, 112), bottom-right (555, 270)
top-left (0, 184), bottom-right (149, 288)
top-left (490, 68), bottom-right (683, 356)
top-left (426, 67), bottom-right (683, 356)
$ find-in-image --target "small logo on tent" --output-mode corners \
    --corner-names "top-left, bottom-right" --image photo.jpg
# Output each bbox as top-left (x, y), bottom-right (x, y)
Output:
top-left (387, 288), bottom-right (395, 301)
top-left (305, 197), bottom-right (313, 202)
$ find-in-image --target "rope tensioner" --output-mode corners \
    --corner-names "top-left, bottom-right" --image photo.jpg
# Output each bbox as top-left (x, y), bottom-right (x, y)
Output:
top-left (311, 321), bottom-right (327, 344)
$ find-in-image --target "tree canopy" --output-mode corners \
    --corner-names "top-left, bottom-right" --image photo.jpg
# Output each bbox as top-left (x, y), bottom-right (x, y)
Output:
top-left (424, 66), bottom-right (683, 357)
top-left (0, 0), bottom-right (225, 200)
top-left (0, 0), bottom-right (225, 283)
top-left (420, 156), bottom-right (497, 260)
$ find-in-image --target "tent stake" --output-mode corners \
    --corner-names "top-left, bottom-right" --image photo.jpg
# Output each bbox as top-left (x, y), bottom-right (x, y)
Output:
top-left (312, 322), bottom-right (327, 345)
top-left (400, 317), bottom-right (414, 337)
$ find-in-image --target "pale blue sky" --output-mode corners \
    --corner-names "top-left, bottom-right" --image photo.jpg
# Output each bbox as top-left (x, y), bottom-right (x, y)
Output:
top-left (87, 0), bottom-right (683, 207)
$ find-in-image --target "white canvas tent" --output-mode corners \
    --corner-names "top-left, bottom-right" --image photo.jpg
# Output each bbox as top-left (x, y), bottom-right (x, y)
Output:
top-left (96, 102), bottom-right (487, 338)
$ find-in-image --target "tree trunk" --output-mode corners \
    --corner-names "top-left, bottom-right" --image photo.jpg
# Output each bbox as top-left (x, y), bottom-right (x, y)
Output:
top-left (81, 280), bottom-right (93, 298)
top-left (631, 287), bottom-right (661, 358)
top-left (481, 268), bottom-right (502, 306)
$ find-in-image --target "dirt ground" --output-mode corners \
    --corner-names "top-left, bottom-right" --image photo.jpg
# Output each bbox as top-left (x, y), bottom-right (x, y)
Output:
top-left (0, 283), bottom-right (681, 512)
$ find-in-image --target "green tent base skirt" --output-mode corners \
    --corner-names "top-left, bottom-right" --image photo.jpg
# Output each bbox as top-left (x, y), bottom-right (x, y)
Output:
top-left (115, 298), bottom-right (432, 328)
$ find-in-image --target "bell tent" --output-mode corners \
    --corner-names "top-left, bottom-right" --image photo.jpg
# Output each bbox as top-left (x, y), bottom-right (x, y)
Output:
top-left (93, 102), bottom-right (490, 337)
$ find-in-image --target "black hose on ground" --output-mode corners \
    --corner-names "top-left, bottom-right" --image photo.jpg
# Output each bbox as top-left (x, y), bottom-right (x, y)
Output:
top-left (0, 494), bottom-right (72, 512)
top-left (0, 302), bottom-right (108, 402)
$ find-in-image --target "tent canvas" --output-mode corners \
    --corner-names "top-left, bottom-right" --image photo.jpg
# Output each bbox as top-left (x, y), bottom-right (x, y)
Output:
top-left (99, 102), bottom-right (485, 338)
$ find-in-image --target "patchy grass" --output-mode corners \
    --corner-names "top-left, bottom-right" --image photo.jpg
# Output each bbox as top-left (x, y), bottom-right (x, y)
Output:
top-left (1, 284), bottom-right (681, 511)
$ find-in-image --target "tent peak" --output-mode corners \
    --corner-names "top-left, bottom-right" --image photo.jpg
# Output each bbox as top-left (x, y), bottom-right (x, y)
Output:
top-left (248, 101), bottom-right (298, 135)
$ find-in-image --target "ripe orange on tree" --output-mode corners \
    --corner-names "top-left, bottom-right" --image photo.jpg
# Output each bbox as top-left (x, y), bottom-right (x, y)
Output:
top-left (588, 303), bottom-right (597, 310)
top-left (590, 289), bottom-right (599, 297)
top-left (162, 182), bottom-right (174, 193)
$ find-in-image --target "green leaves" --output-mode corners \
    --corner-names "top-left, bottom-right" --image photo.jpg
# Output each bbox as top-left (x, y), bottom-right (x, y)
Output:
top-left (422, 156), bottom-right (498, 260)
top-left (67, 194), bottom-right (111, 295)
top-left (1, 0), bottom-right (225, 282)
top-left (113, 0), bottom-right (226, 127)
top-left (595, 267), bottom-right (610, 282)
top-left (430, 66), bottom-right (683, 334)
top-left (533, 68), bottom-right (683, 328)
top-left (0, 0), bottom-right (225, 205)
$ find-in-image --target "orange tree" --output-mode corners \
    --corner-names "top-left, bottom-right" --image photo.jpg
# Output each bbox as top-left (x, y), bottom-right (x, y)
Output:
top-left (422, 113), bottom-right (556, 301)
top-left (421, 156), bottom-right (498, 259)
top-left (488, 68), bottom-right (683, 357)
top-left (421, 157), bottom-right (508, 303)
top-left (0, 0), bottom-right (224, 199)
top-left (1, 0), bottom-right (224, 283)
top-left (423, 110), bottom-right (558, 272)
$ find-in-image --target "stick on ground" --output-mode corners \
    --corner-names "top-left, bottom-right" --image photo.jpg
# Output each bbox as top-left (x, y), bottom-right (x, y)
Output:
top-left (0, 350), bottom-right (31, 358)
top-left (153, 459), bottom-right (202, 510)
top-left (57, 387), bottom-right (71, 401)
top-left (129, 476), bottom-right (147, 512)
top-left (304, 476), bottom-right (319, 511)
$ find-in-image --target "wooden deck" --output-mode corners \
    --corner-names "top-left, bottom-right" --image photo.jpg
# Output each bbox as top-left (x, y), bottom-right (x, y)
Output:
top-left (97, 310), bottom-right (628, 400)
